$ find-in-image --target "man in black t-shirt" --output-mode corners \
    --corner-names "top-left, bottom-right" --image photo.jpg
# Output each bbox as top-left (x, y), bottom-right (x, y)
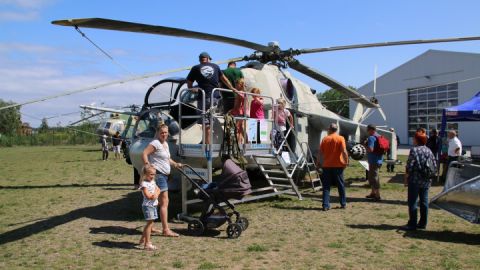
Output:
top-left (112, 131), bottom-right (122, 160)
top-left (186, 52), bottom-right (235, 144)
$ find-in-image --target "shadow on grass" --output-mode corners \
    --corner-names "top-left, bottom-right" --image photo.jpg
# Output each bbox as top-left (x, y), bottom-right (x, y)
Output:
top-left (347, 223), bottom-right (480, 245)
top-left (0, 191), bottom-right (186, 246)
top-left (81, 149), bottom-right (102, 153)
top-left (173, 228), bottom-right (222, 238)
top-left (387, 174), bottom-right (405, 184)
top-left (271, 205), bottom-right (324, 211)
top-left (92, 240), bottom-right (139, 250)
top-left (300, 193), bottom-right (407, 206)
top-left (0, 192), bottom-right (143, 245)
top-left (0, 183), bottom-right (132, 189)
top-left (403, 230), bottom-right (480, 245)
top-left (59, 159), bottom-right (104, 163)
top-left (386, 173), bottom-right (445, 187)
top-left (90, 226), bottom-right (141, 235)
top-left (347, 223), bottom-right (399, 230)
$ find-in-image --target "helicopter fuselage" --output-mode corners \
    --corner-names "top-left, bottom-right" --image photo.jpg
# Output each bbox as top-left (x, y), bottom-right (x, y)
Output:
top-left (124, 63), bottom-right (397, 190)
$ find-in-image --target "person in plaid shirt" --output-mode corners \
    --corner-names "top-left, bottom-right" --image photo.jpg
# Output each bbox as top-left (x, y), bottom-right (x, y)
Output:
top-left (402, 131), bottom-right (437, 231)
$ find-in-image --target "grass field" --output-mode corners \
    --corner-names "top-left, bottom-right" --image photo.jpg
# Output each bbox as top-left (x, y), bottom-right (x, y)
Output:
top-left (0, 145), bottom-right (479, 270)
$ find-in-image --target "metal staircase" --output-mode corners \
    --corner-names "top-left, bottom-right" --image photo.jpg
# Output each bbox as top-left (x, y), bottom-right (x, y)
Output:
top-left (252, 126), bottom-right (322, 200)
top-left (252, 153), bottom-right (303, 200)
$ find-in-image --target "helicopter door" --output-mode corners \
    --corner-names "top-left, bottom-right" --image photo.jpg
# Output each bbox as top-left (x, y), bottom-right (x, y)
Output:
top-left (144, 78), bottom-right (186, 107)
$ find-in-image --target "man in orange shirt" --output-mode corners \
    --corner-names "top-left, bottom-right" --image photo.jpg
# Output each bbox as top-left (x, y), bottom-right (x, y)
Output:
top-left (317, 123), bottom-right (349, 211)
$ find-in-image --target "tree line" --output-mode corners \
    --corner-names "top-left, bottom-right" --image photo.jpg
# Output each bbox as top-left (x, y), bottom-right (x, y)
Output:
top-left (0, 99), bottom-right (98, 147)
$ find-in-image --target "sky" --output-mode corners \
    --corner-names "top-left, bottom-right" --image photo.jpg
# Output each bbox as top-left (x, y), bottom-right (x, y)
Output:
top-left (1, 0), bottom-right (480, 127)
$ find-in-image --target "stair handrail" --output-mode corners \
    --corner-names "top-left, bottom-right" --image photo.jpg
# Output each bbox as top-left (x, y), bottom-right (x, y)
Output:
top-left (300, 141), bottom-right (321, 184)
top-left (273, 122), bottom-right (311, 180)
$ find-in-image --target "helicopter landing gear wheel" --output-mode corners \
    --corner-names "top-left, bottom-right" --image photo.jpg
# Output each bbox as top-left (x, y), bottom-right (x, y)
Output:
top-left (187, 220), bottom-right (204, 236)
top-left (226, 223), bottom-right (242, 239)
top-left (236, 217), bottom-right (249, 231)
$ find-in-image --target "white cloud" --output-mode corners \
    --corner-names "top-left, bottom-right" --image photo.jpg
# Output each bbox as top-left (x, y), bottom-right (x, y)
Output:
top-left (0, 0), bottom-right (53, 9)
top-left (0, 10), bottom-right (38, 21)
top-left (0, 42), bottom-right (55, 53)
top-left (0, 41), bottom-right (179, 127)
top-left (0, 0), bottom-right (53, 21)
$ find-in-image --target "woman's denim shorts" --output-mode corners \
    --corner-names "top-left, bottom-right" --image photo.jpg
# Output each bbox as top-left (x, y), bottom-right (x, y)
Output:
top-left (155, 172), bottom-right (169, 191)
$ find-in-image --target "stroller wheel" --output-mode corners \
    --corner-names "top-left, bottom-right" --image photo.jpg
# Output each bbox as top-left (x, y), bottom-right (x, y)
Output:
top-left (226, 223), bottom-right (242, 239)
top-left (236, 217), bottom-right (249, 231)
top-left (187, 220), bottom-right (204, 236)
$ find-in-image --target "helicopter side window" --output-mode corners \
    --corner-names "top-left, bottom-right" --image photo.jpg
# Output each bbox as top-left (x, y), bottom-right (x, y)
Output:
top-left (112, 122), bottom-right (125, 133)
top-left (104, 122), bottom-right (111, 129)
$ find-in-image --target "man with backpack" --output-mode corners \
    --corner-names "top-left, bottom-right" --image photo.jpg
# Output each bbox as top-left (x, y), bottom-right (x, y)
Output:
top-left (365, 124), bottom-right (388, 201)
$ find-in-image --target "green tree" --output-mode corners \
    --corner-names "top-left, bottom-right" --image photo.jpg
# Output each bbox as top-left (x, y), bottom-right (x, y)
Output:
top-left (0, 99), bottom-right (22, 135)
top-left (39, 118), bottom-right (49, 133)
top-left (317, 87), bottom-right (356, 118)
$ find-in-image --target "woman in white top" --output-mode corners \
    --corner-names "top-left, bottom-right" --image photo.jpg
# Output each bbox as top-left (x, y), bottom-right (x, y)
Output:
top-left (142, 123), bottom-right (182, 237)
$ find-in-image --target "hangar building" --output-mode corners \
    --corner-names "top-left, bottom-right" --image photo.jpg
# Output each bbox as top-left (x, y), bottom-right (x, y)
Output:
top-left (351, 50), bottom-right (480, 146)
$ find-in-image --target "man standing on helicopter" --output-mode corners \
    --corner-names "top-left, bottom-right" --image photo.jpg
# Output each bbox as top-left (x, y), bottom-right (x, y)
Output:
top-left (186, 52), bottom-right (236, 144)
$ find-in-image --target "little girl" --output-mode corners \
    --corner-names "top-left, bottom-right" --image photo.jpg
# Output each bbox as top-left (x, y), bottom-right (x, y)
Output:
top-left (250, 88), bottom-right (264, 143)
top-left (139, 164), bottom-right (161, 250)
top-left (229, 78), bottom-right (248, 144)
top-left (273, 98), bottom-right (293, 149)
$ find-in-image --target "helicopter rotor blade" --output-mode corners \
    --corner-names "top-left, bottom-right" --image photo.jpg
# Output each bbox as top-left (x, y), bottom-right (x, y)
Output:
top-left (79, 105), bottom-right (139, 116)
top-left (287, 59), bottom-right (379, 108)
top-left (52, 18), bottom-right (272, 52)
top-left (298, 36), bottom-right (480, 54)
top-left (68, 111), bottom-right (104, 126)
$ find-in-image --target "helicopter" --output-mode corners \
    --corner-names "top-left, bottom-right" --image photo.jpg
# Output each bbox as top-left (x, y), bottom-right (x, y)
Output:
top-left (51, 18), bottom-right (480, 213)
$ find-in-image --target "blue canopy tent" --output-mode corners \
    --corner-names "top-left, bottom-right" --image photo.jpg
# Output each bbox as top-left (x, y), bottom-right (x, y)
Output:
top-left (440, 91), bottom-right (480, 136)
top-left (434, 92), bottom-right (480, 224)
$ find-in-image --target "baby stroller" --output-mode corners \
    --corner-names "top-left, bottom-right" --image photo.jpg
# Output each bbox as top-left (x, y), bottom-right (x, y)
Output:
top-left (177, 160), bottom-right (252, 239)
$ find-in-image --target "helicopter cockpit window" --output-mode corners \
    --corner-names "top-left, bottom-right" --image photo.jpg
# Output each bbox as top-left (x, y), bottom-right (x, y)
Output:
top-left (112, 121), bottom-right (125, 133)
top-left (279, 78), bottom-right (297, 103)
top-left (147, 81), bottom-right (180, 105)
top-left (180, 88), bottom-right (198, 104)
top-left (134, 111), bottom-right (161, 138)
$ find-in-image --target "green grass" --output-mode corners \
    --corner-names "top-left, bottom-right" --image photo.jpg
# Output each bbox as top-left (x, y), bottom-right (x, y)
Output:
top-left (198, 262), bottom-right (221, 269)
top-left (0, 146), bottom-right (479, 270)
top-left (247, 243), bottom-right (268, 252)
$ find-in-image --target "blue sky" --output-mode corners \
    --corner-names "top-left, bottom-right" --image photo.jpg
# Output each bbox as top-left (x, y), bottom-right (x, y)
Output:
top-left (1, 0), bottom-right (480, 127)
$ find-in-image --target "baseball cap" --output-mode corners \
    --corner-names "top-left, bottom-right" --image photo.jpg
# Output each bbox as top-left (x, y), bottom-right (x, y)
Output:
top-left (199, 52), bottom-right (211, 60)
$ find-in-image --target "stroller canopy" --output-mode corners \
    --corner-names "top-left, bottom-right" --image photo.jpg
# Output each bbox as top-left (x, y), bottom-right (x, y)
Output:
top-left (217, 159), bottom-right (252, 199)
